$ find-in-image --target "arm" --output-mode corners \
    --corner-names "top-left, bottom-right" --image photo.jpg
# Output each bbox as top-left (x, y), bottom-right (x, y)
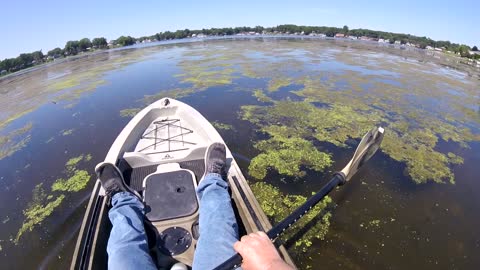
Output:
top-left (233, 231), bottom-right (294, 270)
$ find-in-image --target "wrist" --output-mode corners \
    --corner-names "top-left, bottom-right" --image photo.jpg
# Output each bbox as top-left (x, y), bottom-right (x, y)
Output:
top-left (266, 259), bottom-right (292, 270)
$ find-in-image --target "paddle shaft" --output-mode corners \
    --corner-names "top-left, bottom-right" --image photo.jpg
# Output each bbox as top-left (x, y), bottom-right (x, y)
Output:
top-left (214, 172), bottom-right (346, 270)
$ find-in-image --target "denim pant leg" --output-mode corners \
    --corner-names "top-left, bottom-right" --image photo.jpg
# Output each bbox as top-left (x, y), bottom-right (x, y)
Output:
top-left (107, 192), bottom-right (157, 270)
top-left (192, 173), bottom-right (239, 270)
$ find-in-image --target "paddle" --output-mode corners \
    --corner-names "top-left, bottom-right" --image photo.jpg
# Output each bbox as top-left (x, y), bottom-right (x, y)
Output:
top-left (214, 126), bottom-right (385, 270)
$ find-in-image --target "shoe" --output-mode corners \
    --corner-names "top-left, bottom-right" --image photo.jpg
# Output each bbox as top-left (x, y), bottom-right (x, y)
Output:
top-left (202, 143), bottom-right (227, 181)
top-left (95, 162), bottom-right (141, 201)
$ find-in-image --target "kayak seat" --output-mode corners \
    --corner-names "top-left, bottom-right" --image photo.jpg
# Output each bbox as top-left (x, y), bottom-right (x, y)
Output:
top-left (143, 164), bottom-right (199, 222)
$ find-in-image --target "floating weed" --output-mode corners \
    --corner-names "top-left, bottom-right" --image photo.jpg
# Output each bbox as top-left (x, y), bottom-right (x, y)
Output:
top-left (0, 109), bottom-right (35, 131)
top-left (253, 89), bottom-right (274, 103)
top-left (15, 154), bottom-right (92, 244)
top-left (14, 183), bottom-right (65, 244)
top-left (267, 77), bottom-right (292, 92)
top-left (249, 134), bottom-right (333, 179)
top-left (119, 108), bottom-right (141, 118)
top-left (369, 219), bottom-right (381, 227)
top-left (251, 182), bottom-right (332, 251)
top-left (241, 97), bottom-right (474, 184)
top-left (143, 88), bottom-right (196, 104)
top-left (0, 122), bottom-right (32, 161)
top-left (447, 152), bottom-right (464, 165)
top-left (61, 129), bottom-right (74, 136)
top-left (65, 155), bottom-right (85, 171)
top-left (211, 121), bottom-right (234, 131)
top-left (52, 170), bottom-right (91, 192)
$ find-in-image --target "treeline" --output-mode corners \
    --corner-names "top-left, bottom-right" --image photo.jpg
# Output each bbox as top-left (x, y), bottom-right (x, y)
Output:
top-left (0, 37), bottom-right (109, 75)
top-left (1, 24), bottom-right (478, 76)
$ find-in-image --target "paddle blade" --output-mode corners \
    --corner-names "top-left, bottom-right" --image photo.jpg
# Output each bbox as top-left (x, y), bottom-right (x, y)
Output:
top-left (342, 126), bottom-right (384, 181)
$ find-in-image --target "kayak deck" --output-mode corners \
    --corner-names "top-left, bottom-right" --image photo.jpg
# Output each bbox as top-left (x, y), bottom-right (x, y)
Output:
top-left (70, 98), bottom-right (295, 269)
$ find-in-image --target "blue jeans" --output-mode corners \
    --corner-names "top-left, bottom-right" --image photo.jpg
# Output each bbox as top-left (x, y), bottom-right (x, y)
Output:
top-left (107, 173), bottom-right (239, 270)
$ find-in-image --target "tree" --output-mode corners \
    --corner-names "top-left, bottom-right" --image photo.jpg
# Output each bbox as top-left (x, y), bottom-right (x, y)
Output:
top-left (92, 37), bottom-right (108, 49)
top-left (342, 25), bottom-right (349, 35)
top-left (115, 36), bottom-right (135, 46)
top-left (78, 38), bottom-right (92, 51)
top-left (48, 48), bottom-right (64, 58)
top-left (64, 40), bottom-right (80, 55)
top-left (456, 45), bottom-right (471, 57)
top-left (31, 51), bottom-right (44, 63)
top-left (473, 46), bottom-right (478, 51)
top-left (325, 27), bottom-right (336, 37)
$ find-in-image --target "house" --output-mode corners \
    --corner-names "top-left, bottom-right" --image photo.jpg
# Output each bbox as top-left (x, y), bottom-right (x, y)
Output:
top-left (426, 46), bottom-right (434, 50)
top-left (394, 40), bottom-right (401, 45)
top-left (378, 39), bottom-right (385, 43)
top-left (349, 36), bottom-right (358, 40)
top-left (434, 47), bottom-right (443, 52)
top-left (335, 33), bottom-right (345, 38)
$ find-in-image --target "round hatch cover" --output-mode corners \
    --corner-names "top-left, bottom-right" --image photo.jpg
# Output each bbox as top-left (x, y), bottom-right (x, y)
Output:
top-left (158, 227), bottom-right (192, 256)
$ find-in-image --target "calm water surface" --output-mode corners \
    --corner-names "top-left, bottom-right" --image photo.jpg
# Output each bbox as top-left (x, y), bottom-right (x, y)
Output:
top-left (0, 39), bottom-right (479, 269)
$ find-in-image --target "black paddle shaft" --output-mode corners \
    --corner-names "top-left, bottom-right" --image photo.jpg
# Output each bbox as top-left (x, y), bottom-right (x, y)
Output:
top-left (213, 172), bottom-right (346, 270)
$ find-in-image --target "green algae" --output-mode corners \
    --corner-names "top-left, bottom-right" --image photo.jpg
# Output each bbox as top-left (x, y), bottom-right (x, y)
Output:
top-left (0, 109), bottom-right (35, 131)
top-left (15, 154), bottom-right (92, 243)
top-left (175, 63), bottom-right (236, 89)
top-left (14, 183), bottom-right (65, 244)
top-left (143, 88), bottom-right (196, 104)
top-left (249, 133), bottom-right (333, 179)
top-left (120, 108), bottom-right (142, 118)
top-left (267, 78), bottom-right (292, 92)
top-left (49, 78), bottom-right (80, 91)
top-left (65, 155), bottom-right (85, 171)
top-left (52, 170), bottom-right (91, 192)
top-left (211, 121), bottom-right (234, 131)
top-left (0, 122), bottom-right (32, 160)
top-left (447, 152), bottom-right (464, 165)
top-left (163, 41), bottom-right (479, 185)
top-left (54, 155), bottom-right (92, 191)
top-left (382, 129), bottom-right (456, 184)
top-left (61, 129), bottom-right (74, 136)
top-left (253, 89), bottom-right (274, 103)
top-left (241, 97), bottom-right (472, 184)
top-left (251, 182), bottom-right (332, 251)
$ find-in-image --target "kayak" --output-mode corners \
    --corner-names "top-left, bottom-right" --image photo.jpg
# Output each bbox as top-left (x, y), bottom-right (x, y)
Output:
top-left (70, 97), bottom-right (295, 269)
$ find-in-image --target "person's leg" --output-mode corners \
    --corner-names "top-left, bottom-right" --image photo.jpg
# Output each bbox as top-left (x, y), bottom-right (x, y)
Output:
top-left (192, 173), bottom-right (239, 270)
top-left (106, 191), bottom-right (157, 270)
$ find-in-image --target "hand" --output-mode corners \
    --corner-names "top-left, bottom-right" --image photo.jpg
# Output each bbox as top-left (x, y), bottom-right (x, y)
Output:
top-left (233, 231), bottom-right (293, 270)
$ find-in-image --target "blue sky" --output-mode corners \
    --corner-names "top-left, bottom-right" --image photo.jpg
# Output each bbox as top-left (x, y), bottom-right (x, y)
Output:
top-left (0, 0), bottom-right (477, 59)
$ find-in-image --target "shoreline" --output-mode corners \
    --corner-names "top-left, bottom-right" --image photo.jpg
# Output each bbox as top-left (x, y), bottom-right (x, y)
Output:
top-left (1, 35), bottom-right (478, 82)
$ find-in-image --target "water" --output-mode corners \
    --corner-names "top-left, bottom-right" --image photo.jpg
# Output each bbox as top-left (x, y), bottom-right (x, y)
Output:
top-left (0, 38), bottom-right (479, 269)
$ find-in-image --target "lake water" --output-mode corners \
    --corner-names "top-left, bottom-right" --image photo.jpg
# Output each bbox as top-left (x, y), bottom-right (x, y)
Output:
top-left (0, 38), bottom-right (479, 269)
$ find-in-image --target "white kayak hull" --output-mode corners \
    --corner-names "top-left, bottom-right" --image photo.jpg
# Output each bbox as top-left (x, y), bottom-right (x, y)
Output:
top-left (70, 98), bottom-right (295, 269)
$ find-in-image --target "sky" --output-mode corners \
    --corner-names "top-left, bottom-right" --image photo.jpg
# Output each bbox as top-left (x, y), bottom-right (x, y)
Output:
top-left (0, 0), bottom-right (478, 59)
